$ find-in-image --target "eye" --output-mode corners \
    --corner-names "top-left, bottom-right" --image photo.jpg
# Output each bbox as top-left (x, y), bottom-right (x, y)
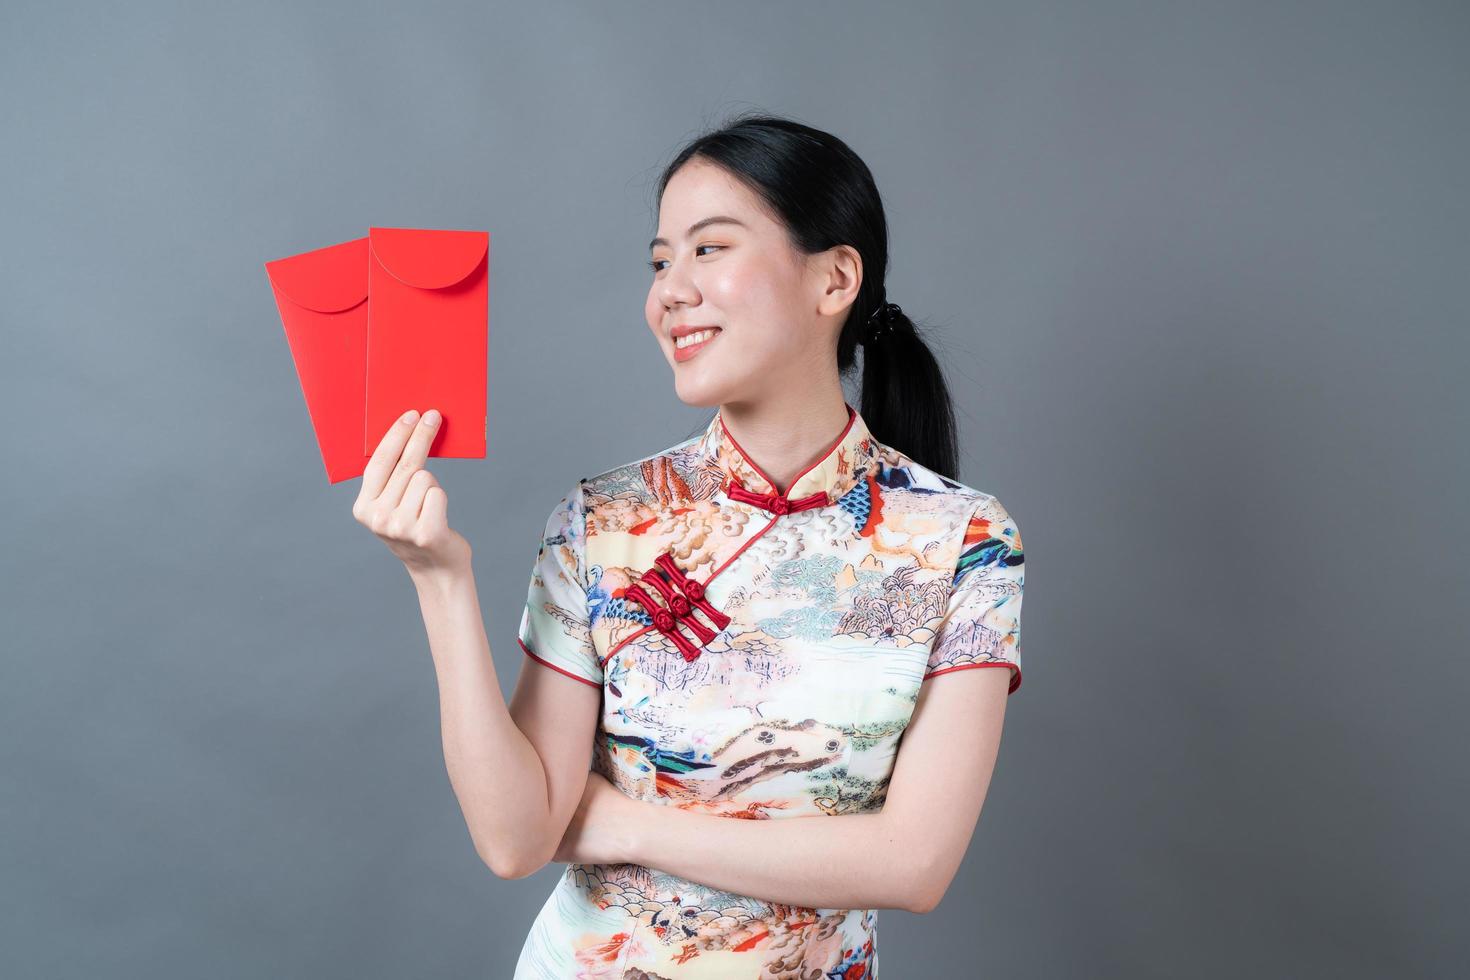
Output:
top-left (648, 244), bottom-right (722, 274)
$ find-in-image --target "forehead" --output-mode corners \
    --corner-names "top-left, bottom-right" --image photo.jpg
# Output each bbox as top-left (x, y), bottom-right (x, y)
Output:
top-left (652, 160), bottom-right (774, 244)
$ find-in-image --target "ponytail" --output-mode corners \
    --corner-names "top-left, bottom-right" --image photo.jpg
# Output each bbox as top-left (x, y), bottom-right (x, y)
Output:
top-left (846, 298), bottom-right (960, 480)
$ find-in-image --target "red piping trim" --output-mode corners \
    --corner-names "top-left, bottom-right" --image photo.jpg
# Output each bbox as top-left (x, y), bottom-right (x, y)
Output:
top-left (517, 636), bottom-right (602, 689)
top-left (601, 628), bottom-right (648, 667)
top-left (717, 402), bottom-right (856, 500)
top-left (709, 512), bottom-right (780, 577)
top-left (922, 661), bottom-right (1022, 694)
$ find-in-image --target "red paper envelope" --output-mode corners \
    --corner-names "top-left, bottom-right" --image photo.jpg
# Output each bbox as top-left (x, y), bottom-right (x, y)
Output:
top-left (264, 237), bottom-right (371, 484)
top-left (364, 227), bottom-right (489, 457)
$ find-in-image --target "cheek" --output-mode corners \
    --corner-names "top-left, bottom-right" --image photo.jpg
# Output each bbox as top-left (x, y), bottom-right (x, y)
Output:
top-left (710, 262), bottom-right (799, 346)
top-left (707, 260), bottom-right (778, 311)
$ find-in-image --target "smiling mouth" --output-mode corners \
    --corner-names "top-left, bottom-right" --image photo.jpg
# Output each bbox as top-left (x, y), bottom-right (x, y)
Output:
top-left (674, 327), bottom-right (722, 349)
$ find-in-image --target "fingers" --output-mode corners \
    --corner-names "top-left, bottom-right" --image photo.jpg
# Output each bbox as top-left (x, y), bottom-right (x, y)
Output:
top-left (379, 409), bottom-right (443, 510)
top-left (359, 409), bottom-right (423, 502)
top-left (420, 484), bottom-right (448, 533)
top-left (397, 467), bottom-right (439, 527)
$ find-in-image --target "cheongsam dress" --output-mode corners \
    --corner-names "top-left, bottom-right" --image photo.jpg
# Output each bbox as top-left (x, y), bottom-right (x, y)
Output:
top-left (513, 401), bottom-right (1024, 979)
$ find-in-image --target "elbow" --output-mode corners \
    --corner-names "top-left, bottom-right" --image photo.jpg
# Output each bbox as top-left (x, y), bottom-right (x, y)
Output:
top-left (906, 881), bottom-right (942, 915)
top-left (477, 839), bottom-right (547, 881)
top-left (484, 854), bottom-right (527, 881)
top-left (903, 847), bottom-right (955, 914)
top-left (483, 851), bottom-right (539, 881)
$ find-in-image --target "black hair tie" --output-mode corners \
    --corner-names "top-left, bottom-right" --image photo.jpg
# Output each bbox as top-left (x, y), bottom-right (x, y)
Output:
top-left (863, 302), bottom-right (904, 344)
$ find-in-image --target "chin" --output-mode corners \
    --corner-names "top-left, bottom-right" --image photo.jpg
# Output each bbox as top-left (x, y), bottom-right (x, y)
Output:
top-left (671, 370), bottom-right (740, 410)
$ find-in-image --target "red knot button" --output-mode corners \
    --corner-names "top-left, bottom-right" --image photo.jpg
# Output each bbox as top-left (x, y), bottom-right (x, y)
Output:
top-left (771, 497), bottom-right (789, 514)
top-left (653, 610), bottom-right (676, 632)
top-left (669, 594), bottom-right (691, 617)
top-left (684, 579), bottom-right (705, 601)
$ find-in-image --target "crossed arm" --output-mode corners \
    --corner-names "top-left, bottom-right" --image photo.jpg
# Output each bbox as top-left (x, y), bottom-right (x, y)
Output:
top-left (555, 663), bottom-right (1013, 915)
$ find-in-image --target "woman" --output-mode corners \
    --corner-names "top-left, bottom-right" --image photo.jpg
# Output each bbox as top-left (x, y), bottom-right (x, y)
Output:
top-left (355, 113), bottom-right (1025, 978)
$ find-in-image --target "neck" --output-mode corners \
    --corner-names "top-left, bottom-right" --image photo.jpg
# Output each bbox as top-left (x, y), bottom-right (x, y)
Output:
top-left (718, 389), bottom-right (851, 496)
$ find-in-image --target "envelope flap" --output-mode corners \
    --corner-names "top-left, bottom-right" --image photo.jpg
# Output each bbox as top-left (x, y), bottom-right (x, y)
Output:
top-left (264, 237), bottom-right (369, 313)
top-left (370, 227), bottom-right (488, 290)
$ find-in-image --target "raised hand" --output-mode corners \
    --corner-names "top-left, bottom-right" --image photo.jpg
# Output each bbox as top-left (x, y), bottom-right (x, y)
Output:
top-left (352, 408), bottom-right (471, 578)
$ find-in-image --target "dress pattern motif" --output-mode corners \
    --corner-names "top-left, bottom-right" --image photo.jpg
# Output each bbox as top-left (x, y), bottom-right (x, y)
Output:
top-left (514, 402), bottom-right (1024, 978)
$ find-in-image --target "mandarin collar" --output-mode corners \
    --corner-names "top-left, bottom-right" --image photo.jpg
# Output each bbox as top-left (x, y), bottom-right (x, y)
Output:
top-left (696, 401), bottom-right (880, 509)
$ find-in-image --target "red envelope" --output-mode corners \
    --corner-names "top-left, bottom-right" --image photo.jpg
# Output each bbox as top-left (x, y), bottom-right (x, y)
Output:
top-left (264, 237), bottom-right (372, 484)
top-left (364, 227), bottom-right (489, 457)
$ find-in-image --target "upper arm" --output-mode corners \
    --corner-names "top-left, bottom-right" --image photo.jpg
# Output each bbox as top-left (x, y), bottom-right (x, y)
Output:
top-left (507, 648), bottom-right (601, 875)
top-left (884, 666), bottom-right (1010, 913)
top-left (505, 481), bottom-right (605, 875)
top-left (886, 495), bottom-right (1026, 912)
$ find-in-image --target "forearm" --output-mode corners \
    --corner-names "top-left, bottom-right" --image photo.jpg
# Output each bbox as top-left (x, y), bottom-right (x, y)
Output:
top-left (625, 803), bottom-right (930, 913)
top-left (411, 566), bottom-right (552, 877)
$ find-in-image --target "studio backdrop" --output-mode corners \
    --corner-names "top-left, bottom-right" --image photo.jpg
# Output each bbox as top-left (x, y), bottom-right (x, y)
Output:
top-left (2, 1), bottom-right (1464, 978)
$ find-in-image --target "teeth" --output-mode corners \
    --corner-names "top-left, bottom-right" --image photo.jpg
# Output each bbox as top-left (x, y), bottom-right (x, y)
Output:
top-left (675, 328), bottom-right (719, 349)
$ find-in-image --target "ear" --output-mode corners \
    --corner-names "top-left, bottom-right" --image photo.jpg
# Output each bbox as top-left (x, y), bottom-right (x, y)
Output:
top-left (815, 243), bottom-right (864, 319)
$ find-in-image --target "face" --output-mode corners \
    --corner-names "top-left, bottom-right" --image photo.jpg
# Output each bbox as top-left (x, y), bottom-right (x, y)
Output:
top-left (645, 158), bottom-right (861, 409)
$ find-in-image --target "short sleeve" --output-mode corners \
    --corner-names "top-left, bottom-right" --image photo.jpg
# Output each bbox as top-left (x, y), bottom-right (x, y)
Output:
top-left (923, 495), bottom-right (1025, 694)
top-left (516, 481), bottom-right (602, 689)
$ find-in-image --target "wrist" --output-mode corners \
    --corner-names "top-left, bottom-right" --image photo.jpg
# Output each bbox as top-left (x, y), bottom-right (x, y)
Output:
top-left (408, 560), bottom-right (474, 600)
top-left (619, 795), bottom-right (663, 866)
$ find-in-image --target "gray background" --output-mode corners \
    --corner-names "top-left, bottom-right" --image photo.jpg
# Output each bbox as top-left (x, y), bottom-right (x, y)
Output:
top-left (3, 0), bottom-right (1465, 977)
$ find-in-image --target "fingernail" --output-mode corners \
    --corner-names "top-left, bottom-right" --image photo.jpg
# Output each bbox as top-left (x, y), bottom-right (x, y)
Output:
top-left (401, 410), bottom-right (419, 424)
top-left (423, 409), bottom-right (440, 426)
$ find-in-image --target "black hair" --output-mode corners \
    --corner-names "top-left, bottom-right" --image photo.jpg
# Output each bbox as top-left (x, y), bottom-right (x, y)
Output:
top-left (654, 110), bottom-right (961, 480)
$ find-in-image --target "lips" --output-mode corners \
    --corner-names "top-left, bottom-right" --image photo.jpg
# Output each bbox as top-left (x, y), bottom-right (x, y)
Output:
top-left (672, 326), bottom-right (720, 361)
top-left (672, 325), bottom-right (722, 341)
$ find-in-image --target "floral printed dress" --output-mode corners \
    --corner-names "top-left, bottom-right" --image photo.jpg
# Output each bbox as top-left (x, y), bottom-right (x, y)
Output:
top-left (513, 401), bottom-right (1024, 979)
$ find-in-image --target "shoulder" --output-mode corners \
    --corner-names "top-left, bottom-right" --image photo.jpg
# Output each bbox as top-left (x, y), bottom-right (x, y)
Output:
top-left (868, 437), bottom-right (1017, 536)
top-left (578, 427), bottom-right (720, 510)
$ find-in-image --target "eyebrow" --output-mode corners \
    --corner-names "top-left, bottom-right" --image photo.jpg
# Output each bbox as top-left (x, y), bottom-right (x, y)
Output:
top-left (648, 215), bottom-right (748, 252)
